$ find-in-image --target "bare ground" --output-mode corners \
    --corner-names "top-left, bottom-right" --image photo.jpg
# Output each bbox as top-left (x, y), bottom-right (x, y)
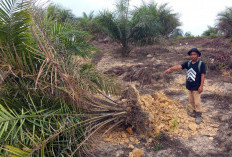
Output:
top-left (88, 37), bottom-right (232, 157)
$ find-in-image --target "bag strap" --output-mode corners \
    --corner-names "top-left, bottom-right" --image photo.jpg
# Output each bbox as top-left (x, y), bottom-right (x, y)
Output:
top-left (198, 60), bottom-right (202, 73)
top-left (188, 60), bottom-right (202, 73)
top-left (188, 60), bottom-right (191, 68)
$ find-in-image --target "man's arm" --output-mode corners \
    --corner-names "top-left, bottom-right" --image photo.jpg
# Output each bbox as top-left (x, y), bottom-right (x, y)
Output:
top-left (198, 74), bottom-right (205, 93)
top-left (164, 65), bottom-right (182, 74)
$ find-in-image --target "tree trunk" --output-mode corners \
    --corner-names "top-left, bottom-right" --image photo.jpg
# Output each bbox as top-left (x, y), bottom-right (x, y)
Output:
top-left (121, 39), bottom-right (130, 57)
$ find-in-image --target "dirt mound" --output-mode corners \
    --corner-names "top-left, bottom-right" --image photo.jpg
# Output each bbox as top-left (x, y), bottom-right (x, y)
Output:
top-left (121, 85), bottom-right (219, 140)
top-left (121, 84), bottom-right (154, 135)
top-left (140, 92), bottom-right (219, 139)
top-left (123, 63), bottom-right (154, 85)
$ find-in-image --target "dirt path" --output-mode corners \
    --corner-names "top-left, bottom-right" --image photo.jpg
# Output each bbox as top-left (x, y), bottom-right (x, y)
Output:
top-left (89, 38), bottom-right (232, 156)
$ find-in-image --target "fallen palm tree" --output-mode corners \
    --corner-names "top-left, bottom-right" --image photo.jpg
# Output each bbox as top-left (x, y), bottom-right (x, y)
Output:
top-left (0, 33), bottom-right (124, 156)
top-left (0, 37), bottom-right (152, 156)
top-left (0, 2), bottom-right (152, 155)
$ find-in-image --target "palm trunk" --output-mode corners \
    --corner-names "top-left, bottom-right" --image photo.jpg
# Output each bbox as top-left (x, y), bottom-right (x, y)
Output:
top-left (121, 40), bottom-right (128, 56)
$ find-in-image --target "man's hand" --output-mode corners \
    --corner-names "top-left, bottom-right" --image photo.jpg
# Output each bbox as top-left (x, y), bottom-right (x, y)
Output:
top-left (164, 69), bottom-right (171, 74)
top-left (198, 86), bottom-right (203, 93)
top-left (164, 65), bottom-right (182, 74)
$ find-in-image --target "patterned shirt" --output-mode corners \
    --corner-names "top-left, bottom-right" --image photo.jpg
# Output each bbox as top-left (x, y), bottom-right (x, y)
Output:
top-left (181, 60), bottom-right (206, 91)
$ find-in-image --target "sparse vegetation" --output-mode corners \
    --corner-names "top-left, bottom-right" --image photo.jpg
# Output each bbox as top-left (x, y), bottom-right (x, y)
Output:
top-left (154, 133), bottom-right (164, 151)
top-left (155, 133), bottom-right (163, 141)
top-left (154, 143), bottom-right (163, 151)
top-left (169, 119), bottom-right (179, 131)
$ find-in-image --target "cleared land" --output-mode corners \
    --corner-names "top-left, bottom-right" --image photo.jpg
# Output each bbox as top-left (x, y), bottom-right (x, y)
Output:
top-left (88, 37), bottom-right (232, 156)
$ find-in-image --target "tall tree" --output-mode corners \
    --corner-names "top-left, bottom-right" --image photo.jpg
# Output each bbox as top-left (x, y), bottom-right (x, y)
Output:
top-left (157, 3), bottom-right (181, 37)
top-left (131, 2), bottom-right (180, 44)
top-left (217, 7), bottom-right (232, 37)
top-left (169, 28), bottom-right (183, 38)
top-left (131, 2), bottom-right (161, 44)
top-left (97, 0), bottom-right (132, 56)
top-left (46, 3), bottom-right (75, 23)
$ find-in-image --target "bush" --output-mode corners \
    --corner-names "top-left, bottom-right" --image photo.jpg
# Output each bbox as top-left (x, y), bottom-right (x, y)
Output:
top-left (202, 26), bottom-right (220, 37)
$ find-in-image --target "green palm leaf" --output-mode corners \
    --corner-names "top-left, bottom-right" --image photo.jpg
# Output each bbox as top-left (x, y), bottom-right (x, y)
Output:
top-left (97, 10), bottom-right (121, 41)
top-left (0, 0), bottom-right (32, 50)
top-left (97, 0), bottom-right (131, 55)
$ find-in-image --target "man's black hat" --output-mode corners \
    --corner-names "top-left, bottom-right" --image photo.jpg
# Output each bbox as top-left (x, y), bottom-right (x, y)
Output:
top-left (187, 48), bottom-right (201, 57)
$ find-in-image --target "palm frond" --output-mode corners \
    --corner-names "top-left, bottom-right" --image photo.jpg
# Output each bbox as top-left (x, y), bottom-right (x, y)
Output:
top-left (0, 1), bottom-right (128, 156)
top-left (97, 10), bottom-right (121, 41)
top-left (131, 1), bottom-right (180, 44)
top-left (217, 7), bottom-right (232, 37)
top-left (45, 3), bottom-right (75, 23)
top-left (0, 0), bottom-right (32, 50)
top-left (4, 145), bottom-right (32, 157)
top-left (130, 2), bottom-right (161, 44)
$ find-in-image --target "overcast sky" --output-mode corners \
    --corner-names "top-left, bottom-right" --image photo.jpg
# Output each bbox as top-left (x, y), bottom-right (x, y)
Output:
top-left (50, 0), bottom-right (232, 36)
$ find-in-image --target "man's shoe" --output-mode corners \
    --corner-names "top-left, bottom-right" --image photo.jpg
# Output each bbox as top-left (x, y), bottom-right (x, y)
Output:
top-left (188, 110), bottom-right (196, 118)
top-left (195, 112), bottom-right (202, 124)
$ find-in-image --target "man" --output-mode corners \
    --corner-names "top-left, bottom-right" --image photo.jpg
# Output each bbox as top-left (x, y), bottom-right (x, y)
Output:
top-left (164, 48), bottom-right (206, 124)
